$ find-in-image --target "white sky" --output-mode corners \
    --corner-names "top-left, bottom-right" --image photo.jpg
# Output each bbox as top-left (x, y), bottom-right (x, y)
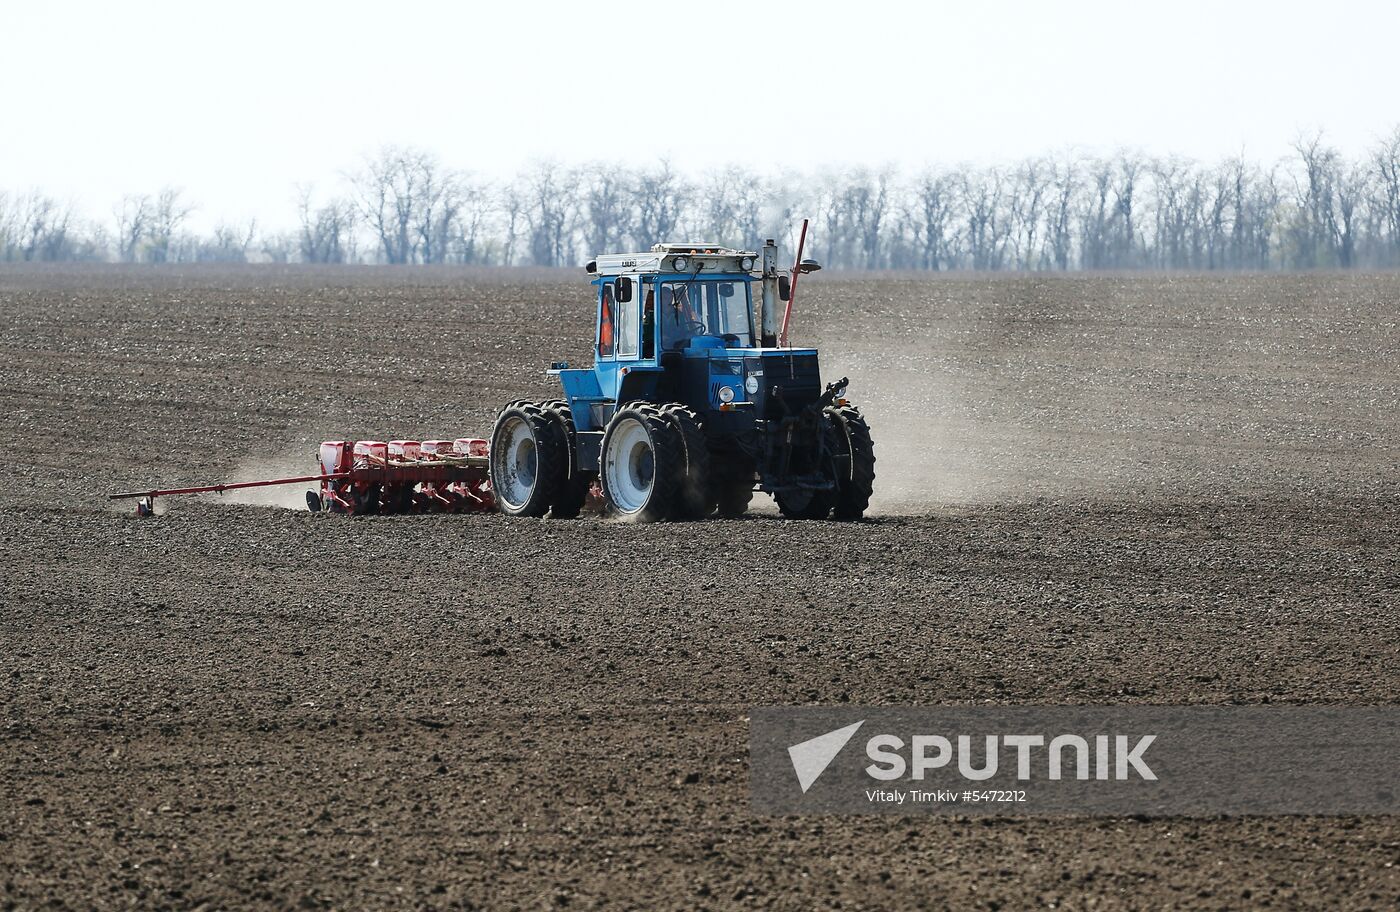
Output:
top-left (4, 0), bottom-right (1397, 232)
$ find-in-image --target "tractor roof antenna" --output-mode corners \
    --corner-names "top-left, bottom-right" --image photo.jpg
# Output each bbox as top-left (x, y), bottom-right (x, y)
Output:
top-left (779, 218), bottom-right (821, 348)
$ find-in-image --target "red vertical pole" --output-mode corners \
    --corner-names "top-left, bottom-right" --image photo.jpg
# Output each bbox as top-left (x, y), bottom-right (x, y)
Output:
top-left (778, 218), bottom-right (809, 348)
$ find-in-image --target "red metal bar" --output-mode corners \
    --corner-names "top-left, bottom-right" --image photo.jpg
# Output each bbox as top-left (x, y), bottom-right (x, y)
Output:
top-left (108, 472), bottom-right (348, 501)
top-left (778, 218), bottom-right (809, 348)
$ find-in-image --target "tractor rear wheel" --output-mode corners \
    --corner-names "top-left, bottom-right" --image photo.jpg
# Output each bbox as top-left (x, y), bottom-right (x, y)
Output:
top-left (657, 403), bottom-right (710, 520)
top-left (490, 402), bottom-right (567, 517)
top-left (600, 404), bottom-right (683, 522)
top-left (826, 405), bottom-right (876, 520)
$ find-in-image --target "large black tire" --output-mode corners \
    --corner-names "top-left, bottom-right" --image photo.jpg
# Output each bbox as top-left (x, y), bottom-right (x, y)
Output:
top-left (599, 403), bottom-right (683, 522)
top-left (490, 401), bottom-right (567, 517)
top-left (826, 404), bottom-right (876, 520)
top-left (538, 398), bottom-right (593, 519)
top-left (656, 403), bottom-right (710, 520)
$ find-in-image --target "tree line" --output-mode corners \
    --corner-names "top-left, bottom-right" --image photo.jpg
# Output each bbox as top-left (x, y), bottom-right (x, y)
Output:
top-left (4, 130), bottom-right (1400, 270)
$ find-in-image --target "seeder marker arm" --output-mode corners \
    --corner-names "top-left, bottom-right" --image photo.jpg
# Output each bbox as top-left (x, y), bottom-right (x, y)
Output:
top-left (108, 472), bottom-right (349, 501)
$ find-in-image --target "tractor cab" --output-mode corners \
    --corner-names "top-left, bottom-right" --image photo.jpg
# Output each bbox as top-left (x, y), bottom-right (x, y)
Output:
top-left (556, 244), bottom-right (763, 432)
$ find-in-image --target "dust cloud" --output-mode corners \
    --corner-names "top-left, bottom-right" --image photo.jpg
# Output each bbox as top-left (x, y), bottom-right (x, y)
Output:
top-left (813, 274), bottom-right (1396, 512)
top-left (222, 449), bottom-right (322, 510)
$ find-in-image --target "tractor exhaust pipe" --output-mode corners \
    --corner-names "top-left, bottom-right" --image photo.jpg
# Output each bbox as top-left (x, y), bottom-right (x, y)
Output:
top-left (759, 238), bottom-right (779, 347)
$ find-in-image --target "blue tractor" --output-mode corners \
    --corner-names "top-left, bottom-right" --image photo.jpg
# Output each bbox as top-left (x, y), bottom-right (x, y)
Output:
top-left (488, 239), bottom-right (875, 521)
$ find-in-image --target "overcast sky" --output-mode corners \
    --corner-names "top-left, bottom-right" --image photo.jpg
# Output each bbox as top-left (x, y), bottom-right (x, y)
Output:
top-left (4, 0), bottom-right (1397, 232)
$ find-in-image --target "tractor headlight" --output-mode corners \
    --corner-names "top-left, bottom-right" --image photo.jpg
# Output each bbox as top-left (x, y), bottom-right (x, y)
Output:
top-left (718, 385), bottom-right (736, 403)
top-left (673, 255), bottom-right (690, 271)
top-left (739, 256), bottom-right (755, 271)
top-left (744, 375), bottom-right (759, 395)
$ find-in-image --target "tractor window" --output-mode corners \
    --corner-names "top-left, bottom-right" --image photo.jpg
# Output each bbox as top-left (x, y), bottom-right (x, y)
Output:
top-left (642, 287), bottom-right (655, 360)
top-left (718, 282), bottom-right (752, 343)
top-left (617, 287), bottom-right (639, 358)
top-left (659, 280), bottom-right (754, 350)
top-left (598, 284), bottom-right (616, 358)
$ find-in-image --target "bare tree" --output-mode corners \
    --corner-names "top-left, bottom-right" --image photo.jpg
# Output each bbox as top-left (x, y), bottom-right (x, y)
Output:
top-left (1008, 159), bottom-right (1047, 269)
top-left (522, 161), bottom-right (579, 266)
top-left (499, 184), bottom-right (523, 266)
top-left (1331, 163), bottom-right (1366, 268)
top-left (412, 155), bottom-right (461, 265)
top-left (813, 172), bottom-right (848, 269)
top-left (353, 147), bottom-right (421, 264)
top-left (146, 188), bottom-right (192, 263)
top-left (1375, 127), bottom-right (1400, 261)
top-left (1080, 159), bottom-right (1114, 269)
top-left (0, 192), bottom-right (15, 260)
top-left (963, 167), bottom-right (1007, 270)
top-left (847, 169), bottom-right (891, 270)
top-left (1112, 156), bottom-right (1143, 267)
top-left (634, 160), bottom-right (686, 246)
top-left (297, 187), bottom-right (356, 264)
top-left (5, 194), bottom-right (75, 261)
top-left (1290, 133), bottom-right (1340, 268)
top-left (911, 170), bottom-right (957, 270)
top-left (115, 194), bottom-right (151, 262)
top-left (453, 177), bottom-right (494, 264)
top-left (1046, 156), bottom-right (1079, 270)
top-left (580, 163), bottom-right (633, 255)
top-left (697, 166), bottom-right (764, 246)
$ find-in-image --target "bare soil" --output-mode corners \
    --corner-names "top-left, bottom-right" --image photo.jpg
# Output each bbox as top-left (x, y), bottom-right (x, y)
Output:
top-left (2, 265), bottom-right (1397, 910)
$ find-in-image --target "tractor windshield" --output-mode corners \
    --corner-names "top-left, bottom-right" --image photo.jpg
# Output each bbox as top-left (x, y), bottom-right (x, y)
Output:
top-left (657, 280), bottom-right (753, 350)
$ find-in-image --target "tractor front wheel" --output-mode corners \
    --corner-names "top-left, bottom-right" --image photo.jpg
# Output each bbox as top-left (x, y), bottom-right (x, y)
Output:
top-left (600, 404), bottom-right (683, 522)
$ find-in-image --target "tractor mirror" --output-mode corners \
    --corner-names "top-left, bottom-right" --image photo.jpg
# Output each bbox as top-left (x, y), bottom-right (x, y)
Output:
top-left (718, 282), bottom-right (735, 296)
top-left (614, 276), bottom-right (633, 303)
top-left (778, 275), bottom-right (791, 301)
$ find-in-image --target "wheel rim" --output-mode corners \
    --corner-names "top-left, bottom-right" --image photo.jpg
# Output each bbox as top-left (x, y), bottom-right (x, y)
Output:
top-left (605, 418), bottom-right (654, 514)
top-left (496, 415), bottom-right (538, 509)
